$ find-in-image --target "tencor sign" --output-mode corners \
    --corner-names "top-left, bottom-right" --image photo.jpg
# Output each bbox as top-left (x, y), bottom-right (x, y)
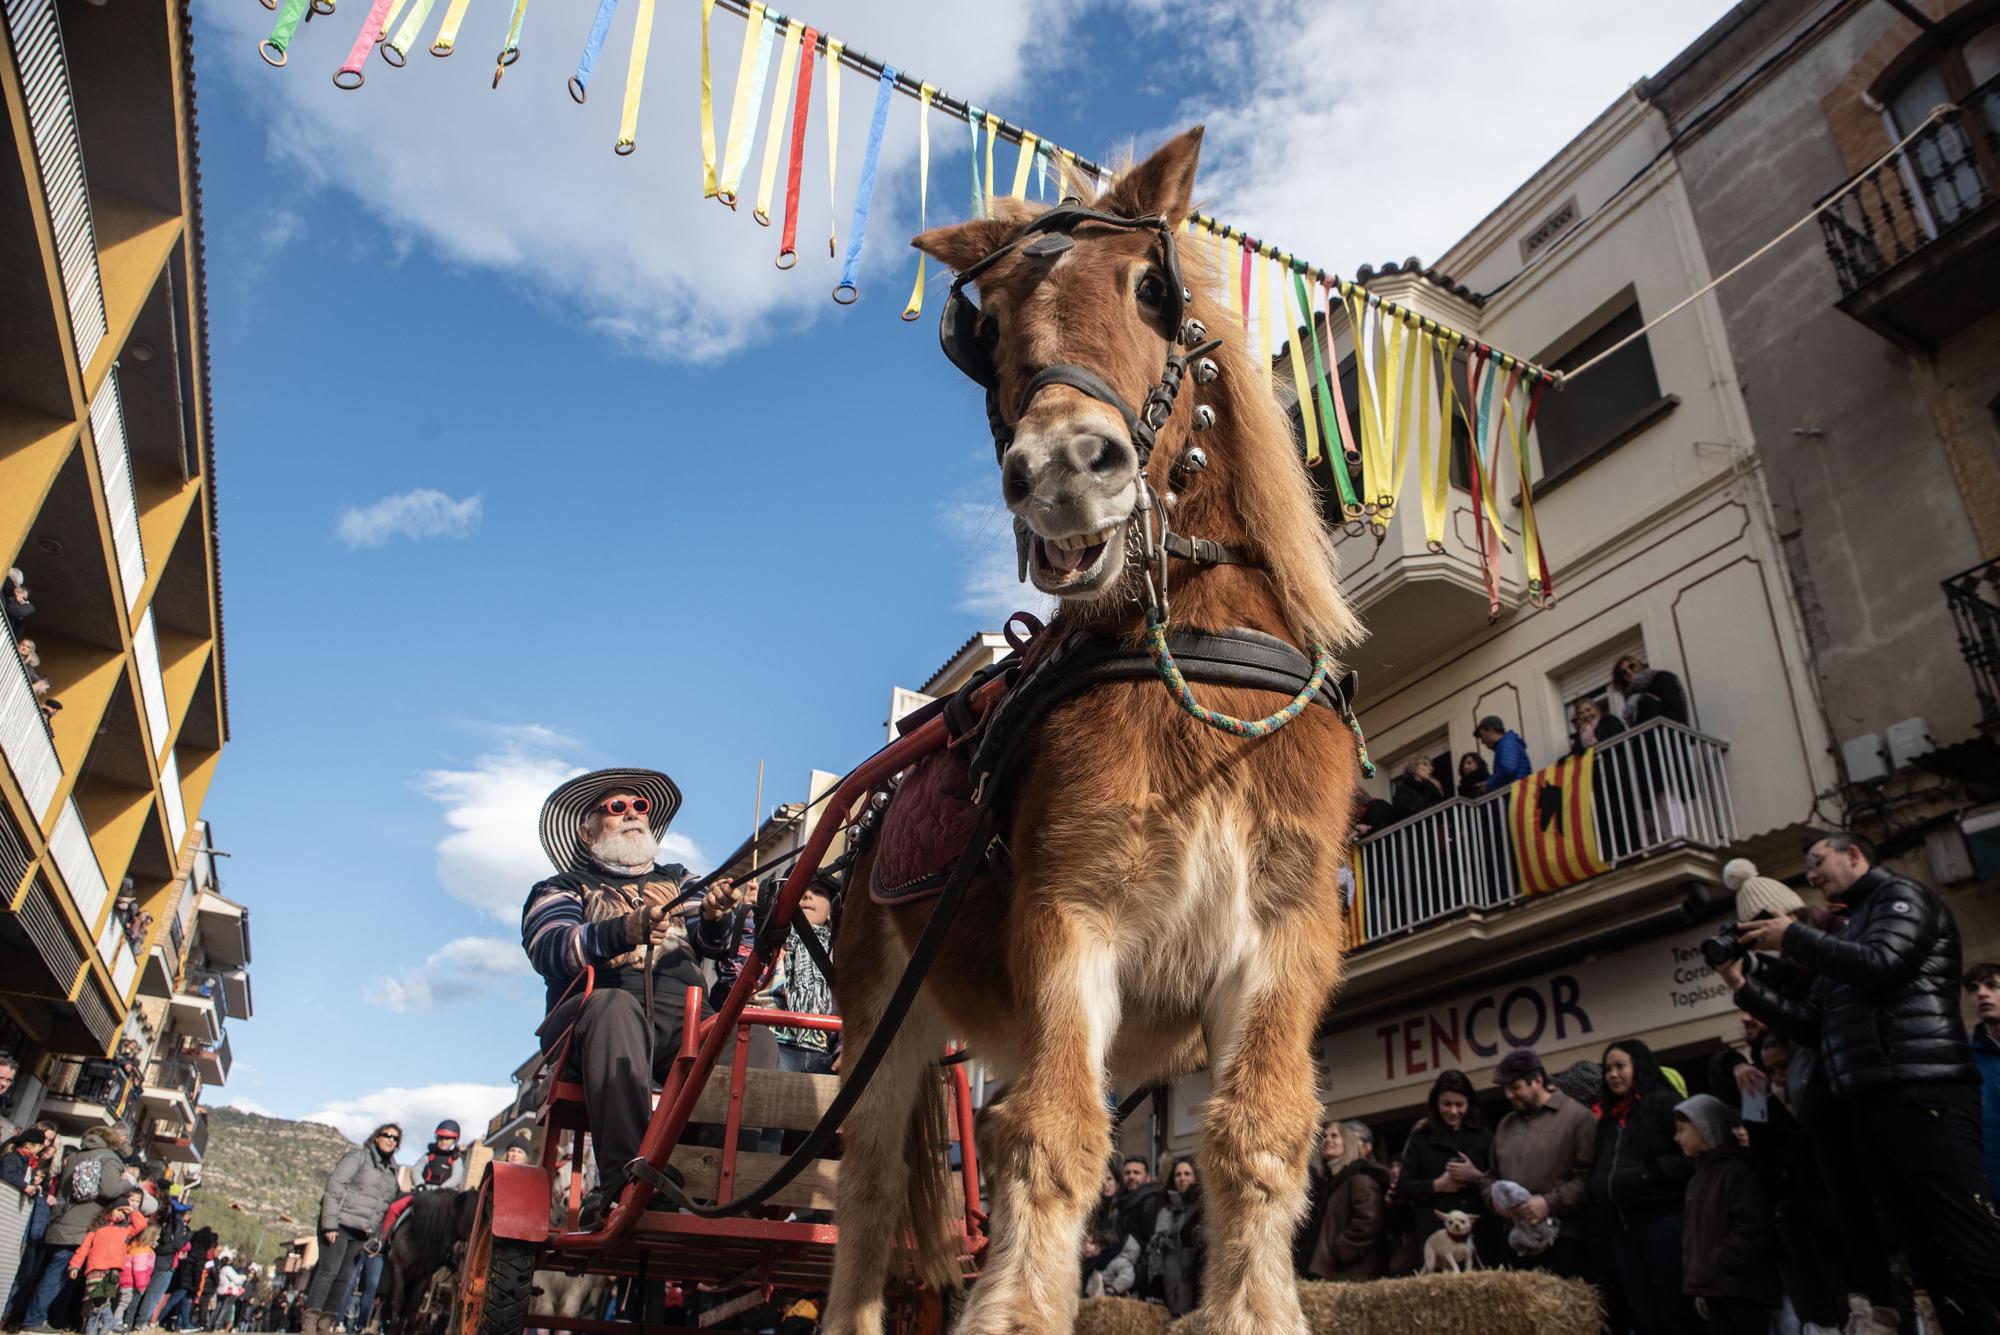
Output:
top-left (1319, 924), bottom-right (1736, 1101)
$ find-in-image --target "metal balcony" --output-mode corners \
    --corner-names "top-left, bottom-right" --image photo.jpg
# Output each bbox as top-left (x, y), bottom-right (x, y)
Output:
top-left (150, 1110), bottom-right (207, 1164)
top-left (190, 1027), bottom-right (230, 1085)
top-left (168, 973), bottom-right (222, 1042)
top-left (38, 1055), bottom-right (128, 1128)
top-left (1349, 719), bottom-right (1733, 949)
top-left (1818, 82), bottom-right (2000, 347)
top-left (195, 890), bottom-right (249, 968)
top-left (139, 1056), bottom-right (199, 1122)
top-left (1945, 557), bottom-right (2000, 725)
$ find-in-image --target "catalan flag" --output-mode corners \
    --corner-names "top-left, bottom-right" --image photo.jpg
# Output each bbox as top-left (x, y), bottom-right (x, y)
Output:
top-left (1509, 751), bottom-right (1609, 897)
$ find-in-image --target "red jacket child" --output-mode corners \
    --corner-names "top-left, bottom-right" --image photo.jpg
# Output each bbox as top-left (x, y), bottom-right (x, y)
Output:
top-left (69, 1202), bottom-right (143, 1278)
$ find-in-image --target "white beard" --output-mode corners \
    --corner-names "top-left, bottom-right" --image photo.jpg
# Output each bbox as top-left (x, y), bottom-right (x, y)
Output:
top-left (585, 826), bottom-right (659, 873)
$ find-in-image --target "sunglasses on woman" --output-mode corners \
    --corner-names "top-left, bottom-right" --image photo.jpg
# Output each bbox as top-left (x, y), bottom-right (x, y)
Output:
top-left (593, 797), bottom-right (650, 816)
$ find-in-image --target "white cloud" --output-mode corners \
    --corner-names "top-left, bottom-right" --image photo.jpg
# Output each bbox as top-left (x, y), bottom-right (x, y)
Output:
top-left (194, 0), bottom-right (1094, 362)
top-left (1133, 1), bottom-right (1733, 281)
top-left (335, 489), bottom-right (483, 548)
top-left (416, 731), bottom-right (702, 921)
top-left (941, 499), bottom-right (1054, 627)
top-left (363, 934), bottom-right (534, 1012)
top-left (303, 1082), bottom-right (516, 1147)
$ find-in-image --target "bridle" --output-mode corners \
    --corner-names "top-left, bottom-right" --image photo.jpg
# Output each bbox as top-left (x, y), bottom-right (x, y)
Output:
top-left (936, 199), bottom-right (1252, 612)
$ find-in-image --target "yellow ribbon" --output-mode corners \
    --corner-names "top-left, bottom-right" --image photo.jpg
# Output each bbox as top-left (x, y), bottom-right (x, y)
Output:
top-left (699, 0), bottom-right (718, 196)
top-left (431, 0), bottom-right (472, 53)
top-left (1383, 315), bottom-right (1417, 526)
top-left (1058, 149), bottom-right (1077, 199)
top-left (378, 0), bottom-right (409, 39)
top-left (1221, 230), bottom-right (1240, 322)
top-left (717, 1), bottom-right (768, 205)
top-left (903, 83), bottom-right (933, 320)
top-left (1500, 379), bottom-right (1549, 598)
top-left (1281, 258), bottom-right (1322, 466)
top-left (1009, 131), bottom-right (1038, 199)
top-left (1416, 328), bottom-right (1449, 550)
top-left (1255, 246), bottom-right (1273, 389)
top-left (983, 112), bottom-right (1000, 206)
top-left (615, 0), bottom-right (656, 154)
top-left (751, 19), bottom-right (800, 222)
top-left (825, 38), bottom-right (843, 257)
top-left (1345, 292), bottom-right (1386, 517)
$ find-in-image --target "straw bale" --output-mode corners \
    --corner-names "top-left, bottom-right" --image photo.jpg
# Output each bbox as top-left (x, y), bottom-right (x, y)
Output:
top-left (1074, 1271), bottom-right (1602, 1335)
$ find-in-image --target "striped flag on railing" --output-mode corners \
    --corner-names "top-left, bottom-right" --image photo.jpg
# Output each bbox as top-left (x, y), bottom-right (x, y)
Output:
top-left (1508, 752), bottom-right (1610, 897)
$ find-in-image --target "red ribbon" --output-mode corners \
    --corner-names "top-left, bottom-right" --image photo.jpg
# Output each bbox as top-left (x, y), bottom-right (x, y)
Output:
top-left (777, 27), bottom-right (817, 268)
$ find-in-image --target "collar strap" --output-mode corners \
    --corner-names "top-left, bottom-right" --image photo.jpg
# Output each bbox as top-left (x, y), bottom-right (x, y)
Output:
top-left (1160, 531), bottom-right (1254, 566)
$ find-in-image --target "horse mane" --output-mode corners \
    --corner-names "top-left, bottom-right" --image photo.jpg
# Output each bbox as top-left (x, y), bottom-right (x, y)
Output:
top-left (398, 1189), bottom-right (473, 1260)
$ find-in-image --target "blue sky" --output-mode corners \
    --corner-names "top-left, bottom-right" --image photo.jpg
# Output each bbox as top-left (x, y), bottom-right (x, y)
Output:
top-left (186, 0), bottom-right (1733, 1145)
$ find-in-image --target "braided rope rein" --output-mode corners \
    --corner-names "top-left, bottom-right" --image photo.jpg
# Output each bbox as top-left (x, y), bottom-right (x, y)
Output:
top-left (1142, 613), bottom-right (1376, 776)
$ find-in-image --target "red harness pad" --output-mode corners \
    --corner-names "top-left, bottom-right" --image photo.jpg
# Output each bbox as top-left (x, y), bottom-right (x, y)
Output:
top-left (870, 749), bottom-right (980, 906)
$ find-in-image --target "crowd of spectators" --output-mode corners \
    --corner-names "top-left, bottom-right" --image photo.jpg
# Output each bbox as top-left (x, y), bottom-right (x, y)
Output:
top-left (6, 567), bottom-right (59, 726)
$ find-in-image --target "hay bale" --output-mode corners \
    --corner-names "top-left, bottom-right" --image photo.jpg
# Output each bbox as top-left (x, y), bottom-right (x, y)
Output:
top-left (1071, 1271), bottom-right (1600, 1335)
top-left (1294, 1273), bottom-right (1601, 1334)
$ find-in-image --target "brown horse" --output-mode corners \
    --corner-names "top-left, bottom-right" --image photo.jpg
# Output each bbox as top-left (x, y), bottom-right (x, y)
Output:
top-left (825, 127), bottom-right (1362, 1335)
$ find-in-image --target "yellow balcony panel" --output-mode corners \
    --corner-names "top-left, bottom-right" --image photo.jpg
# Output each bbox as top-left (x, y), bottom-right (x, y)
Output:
top-left (156, 629), bottom-right (210, 744)
top-left (73, 776), bottom-right (153, 895)
top-left (0, 405), bottom-right (80, 566)
top-left (173, 745), bottom-right (220, 843)
top-left (82, 192), bottom-right (182, 399)
top-left (130, 471), bottom-right (200, 615)
top-left (33, 635), bottom-right (124, 792)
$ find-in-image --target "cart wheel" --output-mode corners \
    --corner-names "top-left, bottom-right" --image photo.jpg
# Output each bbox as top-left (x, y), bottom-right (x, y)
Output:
top-left (456, 1182), bottom-right (536, 1335)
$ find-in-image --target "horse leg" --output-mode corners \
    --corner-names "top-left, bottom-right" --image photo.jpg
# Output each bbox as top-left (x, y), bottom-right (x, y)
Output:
top-left (953, 932), bottom-right (1116, 1335)
top-left (1180, 950), bottom-right (1332, 1335)
top-left (822, 918), bottom-right (952, 1335)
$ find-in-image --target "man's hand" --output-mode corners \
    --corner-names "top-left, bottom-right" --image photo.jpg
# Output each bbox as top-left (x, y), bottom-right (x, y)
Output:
top-left (622, 904), bottom-right (674, 949)
top-left (701, 878), bottom-right (748, 923)
top-left (1517, 1194), bottom-right (1551, 1225)
top-left (323, 1230), bottom-right (336, 1244)
top-left (1735, 914), bottom-right (1795, 953)
top-left (1717, 957), bottom-right (1747, 991)
top-left (1734, 1064), bottom-right (1770, 1098)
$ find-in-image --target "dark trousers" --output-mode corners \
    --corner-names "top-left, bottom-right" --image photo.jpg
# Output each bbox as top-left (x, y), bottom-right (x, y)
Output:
top-left (1808, 1102), bottom-right (1897, 1306)
top-left (1611, 1213), bottom-right (1700, 1335)
top-left (540, 987), bottom-right (703, 1182)
top-left (1700, 1295), bottom-right (1772, 1335)
top-left (1849, 1083), bottom-right (2000, 1335)
top-left (305, 1227), bottom-right (368, 1318)
top-left (1773, 1196), bottom-right (1848, 1326)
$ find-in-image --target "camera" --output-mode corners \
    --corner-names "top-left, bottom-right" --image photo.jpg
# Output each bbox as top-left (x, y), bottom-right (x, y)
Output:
top-left (1700, 910), bottom-right (1774, 969)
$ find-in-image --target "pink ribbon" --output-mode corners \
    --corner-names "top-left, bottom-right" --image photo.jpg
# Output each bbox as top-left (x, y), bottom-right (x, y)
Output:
top-left (334, 0), bottom-right (397, 88)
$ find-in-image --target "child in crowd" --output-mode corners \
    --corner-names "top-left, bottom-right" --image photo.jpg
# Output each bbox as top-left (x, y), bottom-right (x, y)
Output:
top-left (70, 1194), bottom-right (144, 1335)
top-left (1673, 1094), bottom-right (1779, 1335)
top-left (1080, 1228), bottom-right (1139, 1298)
top-left (118, 1220), bottom-right (159, 1331)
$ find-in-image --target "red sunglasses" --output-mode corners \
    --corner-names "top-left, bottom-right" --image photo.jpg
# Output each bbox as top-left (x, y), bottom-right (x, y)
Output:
top-left (593, 797), bottom-right (650, 816)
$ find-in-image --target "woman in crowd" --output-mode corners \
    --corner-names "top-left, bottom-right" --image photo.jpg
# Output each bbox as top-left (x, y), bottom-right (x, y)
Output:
top-left (1590, 1039), bottom-right (1698, 1335)
top-left (1569, 697), bottom-right (1626, 754)
top-left (1306, 1121), bottom-right (1389, 1283)
top-left (303, 1124), bottom-right (401, 1335)
top-left (1391, 756), bottom-right (1447, 821)
top-left (1145, 1158), bottom-right (1204, 1317)
top-left (1393, 1070), bottom-right (1497, 1266)
top-left (1613, 653), bottom-right (1689, 727)
top-left (159, 1225), bottom-right (216, 1330)
top-left (1, 1122), bottom-right (58, 1326)
top-left (1456, 753), bottom-right (1490, 799)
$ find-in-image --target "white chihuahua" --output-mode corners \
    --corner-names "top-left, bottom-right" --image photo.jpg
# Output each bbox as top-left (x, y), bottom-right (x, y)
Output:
top-left (1421, 1209), bottom-right (1481, 1274)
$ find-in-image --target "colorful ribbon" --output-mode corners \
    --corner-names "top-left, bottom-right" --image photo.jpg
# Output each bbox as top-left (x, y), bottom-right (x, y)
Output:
top-left (1415, 328), bottom-right (1449, 552)
top-left (696, 0), bottom-right (720, 192)
top-left (902, 83), bottom-right (933, 321)
top-left (381, 0), bottom-right (434, 65)
top-left (1009, 132), bottom-right (1038, 199)
top-left (750, 20), bottom-right (801, 222)
top-left (1035, 142), bottom-right (1050, 200)
top-left (966, 106), bottom-right (985, 217)
top-left (1237, 236), bottom-right (1252, 330)
top-left (614, 0), bottom-right (655, 153)
top-left (334, 0), bottom-right (396, 88)
top-left (716, 2), bottom-right (769, 205)
top-left (494, 0), bottom-right (529, 88)
top-left (823, 37), bottom-right (843, 257)
top-left (983, 112), bottom-right (1000, 208)
top-left (834, 64), bottom-right (896, 303)
top-left (567, 0), bottom-right (619, 102)
top-left (429, 0), bottom-right (471, 54)
top-left (1297, 274), bottom-right (1360, 515)
top-left (260, 0), bottom-right (310, 64)
top-left (776, 25), bottom-right (815, 267)
top-left (377, 0), bottom-right (410, 41)
top-left (1281, 259), bottom-right (1321, 466)
top-left (1255, 246), bottom-right (1273, 389)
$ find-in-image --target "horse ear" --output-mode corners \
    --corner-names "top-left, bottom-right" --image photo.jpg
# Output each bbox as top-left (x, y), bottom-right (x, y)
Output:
top-left (1099, 125), bottom-right (1204, 225)
top-left (912, 217), bottom-right (1018, 274)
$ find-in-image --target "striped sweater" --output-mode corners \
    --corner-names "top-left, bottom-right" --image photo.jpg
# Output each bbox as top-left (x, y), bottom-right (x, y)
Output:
top-left (521, 863), bottom-right (733, 1010)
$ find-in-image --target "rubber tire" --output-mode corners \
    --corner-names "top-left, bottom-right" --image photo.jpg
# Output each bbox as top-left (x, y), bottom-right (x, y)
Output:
top-left (469, 1239), bottom-right (535, 1335)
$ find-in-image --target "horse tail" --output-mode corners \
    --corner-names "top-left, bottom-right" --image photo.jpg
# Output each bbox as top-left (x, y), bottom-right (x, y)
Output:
top-left (901, 1072), bottom-right (962, 1296)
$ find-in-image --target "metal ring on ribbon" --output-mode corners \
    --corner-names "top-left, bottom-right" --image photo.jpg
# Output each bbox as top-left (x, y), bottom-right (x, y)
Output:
top-left (381, 43), bottom-right (407, 67)
top-left (752, 210), bottom-right (771, 228)
top-left (332, 67), bottom-right (364, 89)
top-left (257, 39), bottom-right (288, 66)
top-left (832, 284), bottom-right (860, 306)
top-left (309, 0), bottom-right (333, 12)
top-left (430, 39), bottom-right (454, 55)
top-left (614, 141), bottom-right (636, 157)
top-left (775, 250), bottom-right (798, 271)
top-left (567, 76), bottom-right (587, 103)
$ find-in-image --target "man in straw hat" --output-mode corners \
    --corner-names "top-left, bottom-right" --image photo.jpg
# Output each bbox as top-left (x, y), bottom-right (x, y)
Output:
top-left (520, 768), bottom-right (746, 1226)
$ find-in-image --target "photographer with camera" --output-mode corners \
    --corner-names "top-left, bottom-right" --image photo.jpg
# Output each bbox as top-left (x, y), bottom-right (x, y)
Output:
top-left (1717, 834), bottom-right (2000, 1333)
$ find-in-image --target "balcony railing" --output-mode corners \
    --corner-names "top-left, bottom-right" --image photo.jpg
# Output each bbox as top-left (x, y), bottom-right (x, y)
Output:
top-left (0, 605), bottom-right (61, 819)
top-left (1819, 85), bottom-right (1999, 297)
top-left (1945, 557), bottom-right (2000, 724)
top-left (43, 1055), bottom-right (129, 1116)
top-left (1350, 719), bottom-right (1733, 949)
top-left (151, 1111), bottom-right (207, 1164)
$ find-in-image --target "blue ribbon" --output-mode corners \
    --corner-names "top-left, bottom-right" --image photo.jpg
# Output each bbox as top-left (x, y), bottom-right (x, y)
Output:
top-left (569, 0), bottom-right (620, 102)
top-left (835, 65), bottom-right (897, 302)
top-left (967, 104), bottom-right (985, 218)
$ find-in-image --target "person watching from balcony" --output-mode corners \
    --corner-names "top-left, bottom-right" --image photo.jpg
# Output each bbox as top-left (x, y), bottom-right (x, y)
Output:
top-left (1457, 753), bottom-right (1491, 799)
top-left (1475, 717), bottom-right (1533, 792)
top-left (1568, 698), bottom-right (1626, 756)
top-left (1964, 963), bottom-right (2000, 1203)
top-left (1613, 654), bottom-right (1688, 727)
top-left (4, 569), bottom-right (32, 627)
top-left (1391, 756), bottom-right (1448, 821)
top-left (1482, 1048), bottom-right (1597, 1280)
top-left (1720, 833), bottom-right (2000, 1332)
top-left (520, 768), bottom-right (744, 1230)
top-left (0, 1054), bottom-right (18, 1140)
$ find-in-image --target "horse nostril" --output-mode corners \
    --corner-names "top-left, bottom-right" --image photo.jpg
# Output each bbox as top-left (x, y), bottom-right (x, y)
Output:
top-left (1087, 436), bottom-right (1131, 475)
top-left (1004, 453), bottom-right (1034, 505)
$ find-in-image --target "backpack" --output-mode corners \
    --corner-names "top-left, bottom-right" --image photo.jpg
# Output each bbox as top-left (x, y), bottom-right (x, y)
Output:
top-left (67, 1154), bottom-right (104, 1204)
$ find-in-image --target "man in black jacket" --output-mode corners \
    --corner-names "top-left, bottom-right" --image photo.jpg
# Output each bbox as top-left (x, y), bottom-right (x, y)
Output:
top-left (1721, 833), bottom-right (2000, 1333)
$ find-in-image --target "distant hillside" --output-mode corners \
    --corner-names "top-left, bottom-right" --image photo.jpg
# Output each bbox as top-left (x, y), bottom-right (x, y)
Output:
top-left (189, 1107), bottom-right (353, 1267)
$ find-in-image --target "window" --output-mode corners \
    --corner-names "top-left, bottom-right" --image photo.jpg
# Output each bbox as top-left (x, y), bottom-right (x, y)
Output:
top-left (1884, 18), bottom-right (2000, 232)
top-left (1533, 293), bottom-right (1671, 482)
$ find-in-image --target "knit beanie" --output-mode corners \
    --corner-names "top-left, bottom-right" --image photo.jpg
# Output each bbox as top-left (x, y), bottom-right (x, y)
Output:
top-left (1723, 858), bottom-right (1804, 921)
top-left (1674, 1093), bottom-right (1735, 1152)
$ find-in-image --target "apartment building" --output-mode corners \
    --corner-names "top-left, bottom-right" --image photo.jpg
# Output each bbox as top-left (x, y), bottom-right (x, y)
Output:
top-left (0, 0), bottom-right (244, 1170)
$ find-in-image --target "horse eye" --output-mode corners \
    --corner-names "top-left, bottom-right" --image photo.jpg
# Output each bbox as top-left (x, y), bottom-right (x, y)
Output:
top-left (1135, 272), bottom-right (1167, 310)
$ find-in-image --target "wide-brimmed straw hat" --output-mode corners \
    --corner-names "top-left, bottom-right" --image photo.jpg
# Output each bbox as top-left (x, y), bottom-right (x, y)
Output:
top-left (538, 767), bottom-right (682, 875)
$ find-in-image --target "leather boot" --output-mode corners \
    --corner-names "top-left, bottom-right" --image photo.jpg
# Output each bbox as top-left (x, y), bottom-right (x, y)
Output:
top-left (303, 1310), bottom-right (326, 1335)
